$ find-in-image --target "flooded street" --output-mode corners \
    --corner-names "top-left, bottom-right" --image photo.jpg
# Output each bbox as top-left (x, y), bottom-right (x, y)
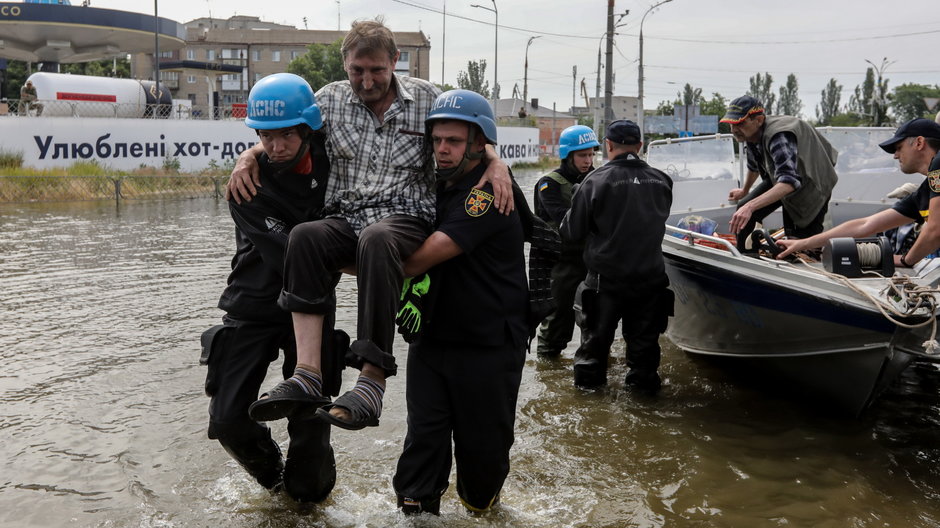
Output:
top-left (2, 170), bottom-right (940, 527)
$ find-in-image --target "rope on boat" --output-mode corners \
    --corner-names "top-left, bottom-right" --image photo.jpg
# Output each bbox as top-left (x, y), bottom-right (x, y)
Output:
top-left (788, 256), bottom-right (940, 356)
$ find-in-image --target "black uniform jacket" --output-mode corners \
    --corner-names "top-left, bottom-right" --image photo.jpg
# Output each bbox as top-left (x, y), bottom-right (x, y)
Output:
top-left (421, 162), bottom-right (528, 349)
top-left (560, 152), bottom-right (673, 289)
top-left (218, 135), bottom-right (329, 322)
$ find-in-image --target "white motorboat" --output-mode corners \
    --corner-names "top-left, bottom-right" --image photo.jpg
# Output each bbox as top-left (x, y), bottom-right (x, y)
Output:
top-left (647, 128), bottom-right (940, 414)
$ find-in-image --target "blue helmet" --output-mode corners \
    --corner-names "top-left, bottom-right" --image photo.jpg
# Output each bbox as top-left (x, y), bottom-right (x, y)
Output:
top-left (425, 89), bottom-right (497, 144)
top-left (245, 73), bottom-right (322, 131)
top-left (559, 125), bottom-right (599, 159)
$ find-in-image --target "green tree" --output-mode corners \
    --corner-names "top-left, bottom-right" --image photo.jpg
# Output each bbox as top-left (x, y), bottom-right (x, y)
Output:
top-left (61, 57), bottom-right (131, 78)
top-left (891, 83), bottom-right (940, 122)
top-left (699, 92), bottom-right (729, 133)
top-left (654, 99), bottom-right (675, 116)
top-left (847, 67), bottom-right (875, 119)
top-left (287, 40), bottom-right (346, 91)
top-left (3, 60), bottom-right (29, 99)
top-left (748, 72), bottom-right (775, 114)
top-left (434, 82), bottom-right (457, 92)
top-left (816, 78), bottom-right (842, 125)
top-left (678, 83), bottom-right (703, 106)
top-left (777, 73), bottom-right (802, 116)
top-left (828, 112), bottom-right (866, 127)
top-left (577, 114), bottom-right (593, 128)
top-left (456, 60), bottom-right (490, 99)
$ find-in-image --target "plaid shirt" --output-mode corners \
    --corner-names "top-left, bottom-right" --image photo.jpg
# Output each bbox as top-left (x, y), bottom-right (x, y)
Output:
top-left (746, 130), bottom-right (801, 190)
top-left (315, 74), bottom-right (440, 233)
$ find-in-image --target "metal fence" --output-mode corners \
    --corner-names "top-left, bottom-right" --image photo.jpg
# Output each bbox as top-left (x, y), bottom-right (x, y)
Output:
top-left (0, 174), bottom-right (229, 203)
top-left (0, 98), bottom-right (247, 120)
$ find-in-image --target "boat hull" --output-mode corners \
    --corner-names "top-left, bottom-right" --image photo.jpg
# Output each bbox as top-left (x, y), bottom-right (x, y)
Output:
top-left (664, 246), bottom-right (919, 415)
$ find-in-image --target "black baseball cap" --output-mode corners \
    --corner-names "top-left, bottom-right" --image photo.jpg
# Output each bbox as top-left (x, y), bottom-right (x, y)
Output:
top-left (720, 95), bottom-right (765, 124)
top-left (878, 118), bottom-right (940, 153)
top-left (606, 119), bottom-right (641, 145)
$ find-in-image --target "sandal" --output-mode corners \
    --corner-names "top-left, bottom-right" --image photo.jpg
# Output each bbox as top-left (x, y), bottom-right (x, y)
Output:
top-left (314, 390), bottom-right (381, 430)
top-left (248, 379), bottom-right (330, 422)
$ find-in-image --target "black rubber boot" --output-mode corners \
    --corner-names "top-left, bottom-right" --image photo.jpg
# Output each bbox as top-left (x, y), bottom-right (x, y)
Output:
top-left (573, 357), bottom-right (607, 389)
top-left (624, 369), bottom-right (662, 394)
top-left (218, 436), bottom-right (284, 490)
top-left (397, 494), bottom-right (441, 516)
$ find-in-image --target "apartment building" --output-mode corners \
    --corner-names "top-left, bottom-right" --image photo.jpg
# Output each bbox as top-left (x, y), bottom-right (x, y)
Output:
top-left (132, 15), bottom-right (432, 108)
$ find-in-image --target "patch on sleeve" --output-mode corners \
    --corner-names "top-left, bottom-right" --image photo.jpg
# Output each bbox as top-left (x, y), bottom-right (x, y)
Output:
top-left (929, 170), bottom-right (940, 194)
top-left (465, 188), bottom-right (494, 217)
top-left (538, 181), bottom-right (550, 192)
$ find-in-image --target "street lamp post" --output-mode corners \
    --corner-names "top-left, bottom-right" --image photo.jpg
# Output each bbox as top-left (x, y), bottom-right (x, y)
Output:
top-left (865, 57), bottom-right (894, 126)
top-left (523, 35), bottom-right (540, 109)
top-left (638, 0), bottom-right (673, 145)
top-left (471, 0), bottom-right (498, 101)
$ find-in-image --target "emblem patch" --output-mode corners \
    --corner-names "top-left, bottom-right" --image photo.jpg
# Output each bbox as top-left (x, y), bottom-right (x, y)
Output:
top-left (465, 188), bottom-right (494, 217)
top-left (929, 170), bottom-right (940, 194)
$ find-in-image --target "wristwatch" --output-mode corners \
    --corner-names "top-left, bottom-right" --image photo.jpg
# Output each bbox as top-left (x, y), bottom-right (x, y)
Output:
top-left (900, 254), bottom-right (911, 267)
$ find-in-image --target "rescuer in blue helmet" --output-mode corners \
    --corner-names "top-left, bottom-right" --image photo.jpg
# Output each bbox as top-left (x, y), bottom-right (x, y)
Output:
top-left (423, 88), bottom-right (498, 182)
top-left (532, 124), bottom-right (599, 358)
top-left (200, 72), bottom-right (347, 503)
top-left (391, 89), bottom-right (529, 516)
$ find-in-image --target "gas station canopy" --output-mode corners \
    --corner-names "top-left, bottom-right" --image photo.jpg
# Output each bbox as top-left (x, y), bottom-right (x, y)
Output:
top-left (0, 2), bottom-right (185, 63)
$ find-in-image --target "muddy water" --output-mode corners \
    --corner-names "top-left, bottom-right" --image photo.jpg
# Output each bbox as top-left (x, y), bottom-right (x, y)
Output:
top-left (1, 171), bottom-right (939, 527)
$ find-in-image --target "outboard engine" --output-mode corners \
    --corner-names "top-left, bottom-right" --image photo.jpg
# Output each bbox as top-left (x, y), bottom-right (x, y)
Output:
top-left (822, 236), bottom-right (894, 278)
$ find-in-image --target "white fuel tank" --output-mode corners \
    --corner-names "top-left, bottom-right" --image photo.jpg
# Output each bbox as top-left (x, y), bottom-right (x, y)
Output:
top-left (26, 72), bottom-right (171, 118)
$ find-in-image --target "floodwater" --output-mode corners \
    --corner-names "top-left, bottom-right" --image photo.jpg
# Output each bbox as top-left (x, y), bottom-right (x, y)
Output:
top-left (2, 169), bottom-right (940, 528)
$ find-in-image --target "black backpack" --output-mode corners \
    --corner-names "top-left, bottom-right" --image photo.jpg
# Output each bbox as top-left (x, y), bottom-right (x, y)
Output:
top-left (511, 180), bottom-right (561, 342)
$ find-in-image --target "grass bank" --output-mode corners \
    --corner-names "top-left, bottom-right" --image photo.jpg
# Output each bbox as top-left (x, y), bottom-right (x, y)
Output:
top-left (0, 154), bottom-right (233, 203)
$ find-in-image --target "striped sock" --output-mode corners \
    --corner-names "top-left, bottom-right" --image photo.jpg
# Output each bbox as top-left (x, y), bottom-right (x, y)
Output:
top-left (287, 364), bottom-right (322, 397)
top-left (350, 375), bottom-right (385, 416)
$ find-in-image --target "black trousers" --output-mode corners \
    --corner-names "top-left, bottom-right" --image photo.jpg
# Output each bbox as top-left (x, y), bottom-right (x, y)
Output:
top-left (279, 215), bottom-right (430, 376)
top-left (204, 316), bottom-right (337, 502)
top-left (393, 340), bottom-right (525, 510)
top-left (734, 180), bottom-right (830, 250)
top-left (536, 253), bottom-right (588, 355)
top-left (573, 275), bottom-right (672, 388)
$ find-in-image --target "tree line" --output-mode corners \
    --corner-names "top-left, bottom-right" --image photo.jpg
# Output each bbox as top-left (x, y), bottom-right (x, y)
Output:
top-left (654, 66), bottom-right (940, 128)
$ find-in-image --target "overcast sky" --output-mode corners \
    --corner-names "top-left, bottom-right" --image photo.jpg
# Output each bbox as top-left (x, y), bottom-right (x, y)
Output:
top-left (88, 0), bottom-right (940, 121)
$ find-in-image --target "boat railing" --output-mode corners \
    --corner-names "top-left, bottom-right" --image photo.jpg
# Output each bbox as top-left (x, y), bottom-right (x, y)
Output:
top-left (665, 224), bottom-right (742, 257)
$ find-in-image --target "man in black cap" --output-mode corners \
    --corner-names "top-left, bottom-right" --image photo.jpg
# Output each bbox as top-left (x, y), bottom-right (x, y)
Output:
top-left (777, 118), bottom-right (940, 268)
top-left (559, 120), bottom-right (674, 393)
top-left (722, 95), bottom-right (839, 251)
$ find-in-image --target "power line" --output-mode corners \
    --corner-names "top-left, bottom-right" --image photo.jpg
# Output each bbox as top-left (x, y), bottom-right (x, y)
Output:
top-left (393, 0), bottom-right (940, 45)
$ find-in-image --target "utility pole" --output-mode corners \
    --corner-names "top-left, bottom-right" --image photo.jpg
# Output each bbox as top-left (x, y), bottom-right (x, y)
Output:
top-left (572, 65), bottom-right (576, 112)
top-left (336, 0), bottom-right (340, 30)
top-left (153, 0), bottom-right (160, 118)
top-left (594, 40), bottom-right (601, 141)
top-left (603, 0), bottom-right (615, 132)
top-left (441, 0), bottom-right (446, 85)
